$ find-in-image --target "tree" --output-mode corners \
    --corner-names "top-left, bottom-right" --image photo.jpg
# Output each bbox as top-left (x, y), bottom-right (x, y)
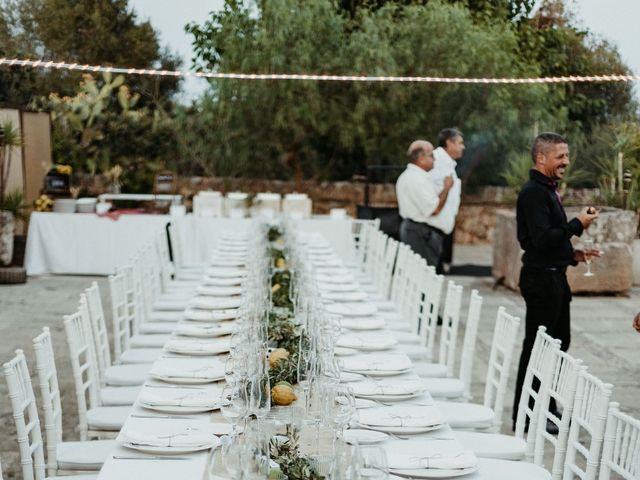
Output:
top-left (187, 0), bottom-right (553, 184)
top-left (0, 0), bottom-right (182, 109)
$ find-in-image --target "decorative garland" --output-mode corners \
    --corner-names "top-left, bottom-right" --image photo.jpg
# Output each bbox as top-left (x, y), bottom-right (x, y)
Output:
top-left (270, 426), bottom-right (324, 480)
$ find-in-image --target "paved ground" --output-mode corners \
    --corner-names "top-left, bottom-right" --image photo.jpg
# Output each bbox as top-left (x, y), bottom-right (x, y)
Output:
top-left (0, 245), bottom-right (638, 478)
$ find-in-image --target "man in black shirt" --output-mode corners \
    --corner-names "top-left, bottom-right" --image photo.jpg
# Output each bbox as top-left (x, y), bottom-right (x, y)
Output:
top-left (512, 132), bottom-right (599, 430)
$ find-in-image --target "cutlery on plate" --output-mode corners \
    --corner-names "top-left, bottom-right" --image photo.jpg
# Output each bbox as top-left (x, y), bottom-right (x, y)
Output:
top-left (130, 414), bottom-right (202, 420)
top-left (113, 455), bottom-right (191, 461)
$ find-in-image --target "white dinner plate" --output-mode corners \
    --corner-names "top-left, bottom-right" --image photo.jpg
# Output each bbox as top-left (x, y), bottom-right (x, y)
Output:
top-left (175, 324), bottom-right (236, 338)
top-left (340, 371), bottom-right (364, 383)
top-left (139, 402), bottom-right (221, 414)
top-left (184, 308), bottom-right (238, 322)
top-left (209, 258), bottom-right (245, 267)
top-left (122, 438), bottom-right (219, 455)
top-left (334, 347), bottom-right (358, 356)
top-left (365, 424), bottom-right (444, 435)
top-left (344, 429), bottom-right (389, 445)
top-left (323, 291), bottom-right (368, 303)
top-left (206, 267), bottom-right (246, 278)
top-left (355, 398), bottom-right (379, 409)
top-left (151, 374), bottom-right (225, 385)
top-left (357, 391), bottom-right (423, 402)
top-left (201, 277), bottom-right (244, 287)
top-left (343, 367), bottom-right (413, 378)
top-left (326, 303), bottom-right (378, 317)
top-left (339, 317), bottom-right (387, 331)
top-left (389, 466), bottom-right (478, 478)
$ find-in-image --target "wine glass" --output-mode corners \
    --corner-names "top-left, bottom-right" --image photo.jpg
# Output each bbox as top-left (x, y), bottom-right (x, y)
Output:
top-left (220, 384), bottom-right (248, 436)
top-left (250, 372), bottom-right (271, 420)
top-left (583, 239), bottom-right (597, 277)
top-left (358, 445), bottom-right (389, 479)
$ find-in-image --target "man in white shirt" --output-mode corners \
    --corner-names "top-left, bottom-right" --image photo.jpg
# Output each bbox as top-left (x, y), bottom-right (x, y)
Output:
top-left (396, 140), bottom-right (454, 267)
top-left (429, 128), bottom-right (465, 273)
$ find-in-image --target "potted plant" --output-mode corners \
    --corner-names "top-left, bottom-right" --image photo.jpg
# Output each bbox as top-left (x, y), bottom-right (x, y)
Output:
top-left (0, 120), bottom-right (23, 267)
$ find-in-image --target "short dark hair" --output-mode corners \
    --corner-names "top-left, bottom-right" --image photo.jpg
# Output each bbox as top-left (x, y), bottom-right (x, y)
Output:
top-left (437, 128), bottom-right (463, 148)
top-left (531, 132), bottom-right (568, 163)
top-left (407, 147), bottom-right (425, 163)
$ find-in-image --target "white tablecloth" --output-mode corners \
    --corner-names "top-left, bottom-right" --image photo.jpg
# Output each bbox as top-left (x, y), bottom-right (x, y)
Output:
top-left (24, 213), bottom-right (355, 275)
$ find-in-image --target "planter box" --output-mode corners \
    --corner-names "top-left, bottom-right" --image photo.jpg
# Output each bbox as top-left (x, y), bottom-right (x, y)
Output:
top-left (493, 208), bottom-right (637, 295)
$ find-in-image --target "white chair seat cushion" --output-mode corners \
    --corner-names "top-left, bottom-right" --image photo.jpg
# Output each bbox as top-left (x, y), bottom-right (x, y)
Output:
top-left (401, 344), bottom-right (432, 361)
top-left (437, 401), bottom-right (495, 430)
top-left (104, 363), bottom-right (151, 386)
top-left (465, 458), bottom-right (550, 479)
top-left (373, 300), bottom-right (397, 312)
top-left (100, 385), bottom-right (141, 406)
top-left (413, 362), bottom-right (448, 378)
top-left (56, 439), bottom-right (116, 470)
top-left (148, 311), bottom-right (183, 322)
top-left (423, 378), bottom-right (465, 398)
top-left (153, 298), bottom-right (189, 311)
top-left (393, 331), bottom-right (420, 345)
top-left (454, 431), bottom-right (526, 460)
top-left (87, 406), bottom-right (131, 431)
top-left (129, 334), bottom-right (171, 348)
top-left (138, 322), bottom-right (177, 334)
top-left (119, 348), bottom-right (162, 364)
top-left (47, 475), bottom-right (97, 480)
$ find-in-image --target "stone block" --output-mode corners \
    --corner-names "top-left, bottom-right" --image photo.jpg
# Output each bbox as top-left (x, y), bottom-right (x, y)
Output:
top-left (568, 242), bottom-right (632, 294)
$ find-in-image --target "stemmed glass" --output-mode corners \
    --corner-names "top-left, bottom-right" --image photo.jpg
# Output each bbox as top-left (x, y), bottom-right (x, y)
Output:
top-left (220, 383), bottom-right (248, 436)
top-left (357, 445), bottom-right (389, 479)
top-left (582, 239), bottom-right (599, 277)
top-left (250, 372), bottom-right (271, 420)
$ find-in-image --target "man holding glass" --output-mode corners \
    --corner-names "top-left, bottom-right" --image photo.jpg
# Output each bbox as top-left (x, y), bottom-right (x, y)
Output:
top-left (512, 132), bottom-right (599, 431)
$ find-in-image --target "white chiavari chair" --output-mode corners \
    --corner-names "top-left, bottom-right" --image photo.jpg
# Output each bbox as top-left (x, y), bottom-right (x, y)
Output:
top-left (63, 310), bottom-right (131, 440)
top-left (456, 326), bottom-right (561, 460)
top-left (193, 190), bottom-right (223, 217)
top-left (533, 350), bottom-right (586, 479)
top-left (33, 328), bottom-right (115, 475)
top-left (81, 291), bottom-right (150, 387)
top-left (3, 350), bottom-right (99, 480)
top-left (563, 371), bottom-right (613, 480)
top-left (437, 307), bottom-right (520, 432)
top-left (168, 222), bottom-right (204, 277)
top-left (416, 288), bottom-right (482, 385)
top-left (108, 272), bottom-right (163, 364)
top-left (370, 237), bottom-right (399, 306)
top-left (598, 403), bottom-right (640, 480)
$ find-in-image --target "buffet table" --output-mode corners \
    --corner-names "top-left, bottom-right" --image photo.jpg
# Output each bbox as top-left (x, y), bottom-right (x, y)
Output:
top-left (24, 212), bottom-right (354, 275)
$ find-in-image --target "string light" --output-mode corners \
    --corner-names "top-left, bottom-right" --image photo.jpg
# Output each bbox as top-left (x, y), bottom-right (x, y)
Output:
top-left (0, 56), bottom-right (639, 84)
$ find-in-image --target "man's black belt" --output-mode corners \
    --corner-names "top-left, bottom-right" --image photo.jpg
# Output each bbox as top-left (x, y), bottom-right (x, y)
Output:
top-left (404, 218), bottom-right (446, 237)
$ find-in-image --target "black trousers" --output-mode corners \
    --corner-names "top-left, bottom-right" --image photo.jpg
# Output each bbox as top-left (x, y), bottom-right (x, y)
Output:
top-left (437, 229), bottom-right (455, 274)
top-left (512, 267), bottom-right (572, 425)
top-left (399, 219), bottom-right (444, 268)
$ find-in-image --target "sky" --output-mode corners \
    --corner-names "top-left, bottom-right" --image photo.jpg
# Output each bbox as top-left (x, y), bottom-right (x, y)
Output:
top-left (128, 0), bottom-right (640, 102)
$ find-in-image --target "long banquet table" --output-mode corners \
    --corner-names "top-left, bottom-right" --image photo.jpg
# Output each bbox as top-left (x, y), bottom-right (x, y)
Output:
top-left (24, 212), bottom-right (354, 275)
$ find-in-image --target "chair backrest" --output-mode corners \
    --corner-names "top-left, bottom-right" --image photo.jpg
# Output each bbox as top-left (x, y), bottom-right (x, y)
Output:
top-left (389, 242), bottom-right (412, 305)
top-left (598, 403), bottom-right (640, 480)
top-left (515, 326), bottom-right (562, 460)
top-left (367, 230), bottom-right (388, 282)
top-left (563, 371), bottom-right (613, 480)
top-left (64, 309), bottom-right (101, 441)
top-left (483, 306), bottom-right (521, 432)
top-left (458, 289), bottom-right (483, 400)
top-left (395, 251), bottom-right (424, 320)
top-left (437, 280), bottom-right (464, 377)
top-left (32, 328), bottom-right (64, 476)
top-left (355, 218), bottom-right (381, 270)
top-left (417, 266), bottom-right (444, 359)
top-left (117, 261), bottom-right (143, 336)
top-left (193, 191), bottom-right (223, 217)
top-left (168, 222), bottom-right (185, 269)
top-left (108, 272), bottom-right (130, 359)
top-left (376, 237), bottom-right (399, 299)
top-left (3, 350), bottom-right (46, 480)
top-left (82, 286), bottom-right (111, 385)
top-left (534, 350), bottom-right (586, 479)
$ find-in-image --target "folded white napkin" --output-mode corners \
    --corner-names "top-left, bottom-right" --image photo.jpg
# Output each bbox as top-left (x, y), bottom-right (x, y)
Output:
top-left (327, 303), bottom-right (378, 317)
top-left (339, 317), bottom-right (387, 331)
top-left (151, 362), bottom-right (224, 380)
top-left (322, 291), bottom-right (368, 302)
top-left (196, 285), bottom-right (244, 297)
top-left (189, 296), bottom-right (243, 310)
top-left (349, 380), bottom-right (424, 397)
top-left (206, 267), bottom-right (246, 278)
top-left (165, 339), bottom-right (230, 355)
top-left (183, 308), bottom-right (238, 322)
top-left (316, 273), bottom-right (355, 284)
top-left (358, 406), bottom-right (443, 427)
top-left (387, 450), bottom-right (478, 471)
top-left (336, 333), bottom-right (396, 350)
top-left (123, 428), bottom-right (216, 448)
top-left (174, 323), bottom-right (236, 337)
top-left (201, 276), bottom-right (244, 287)
top-left (340, 354), bottom-right (411, 373)
top-left (139, 389), bottom-right (220, 408)
top-left (317, 281), bottom-right (360, 292)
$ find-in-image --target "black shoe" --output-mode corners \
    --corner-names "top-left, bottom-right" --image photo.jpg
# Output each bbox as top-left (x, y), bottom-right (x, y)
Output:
top-left (546, 419), bottom-right (559, 435)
